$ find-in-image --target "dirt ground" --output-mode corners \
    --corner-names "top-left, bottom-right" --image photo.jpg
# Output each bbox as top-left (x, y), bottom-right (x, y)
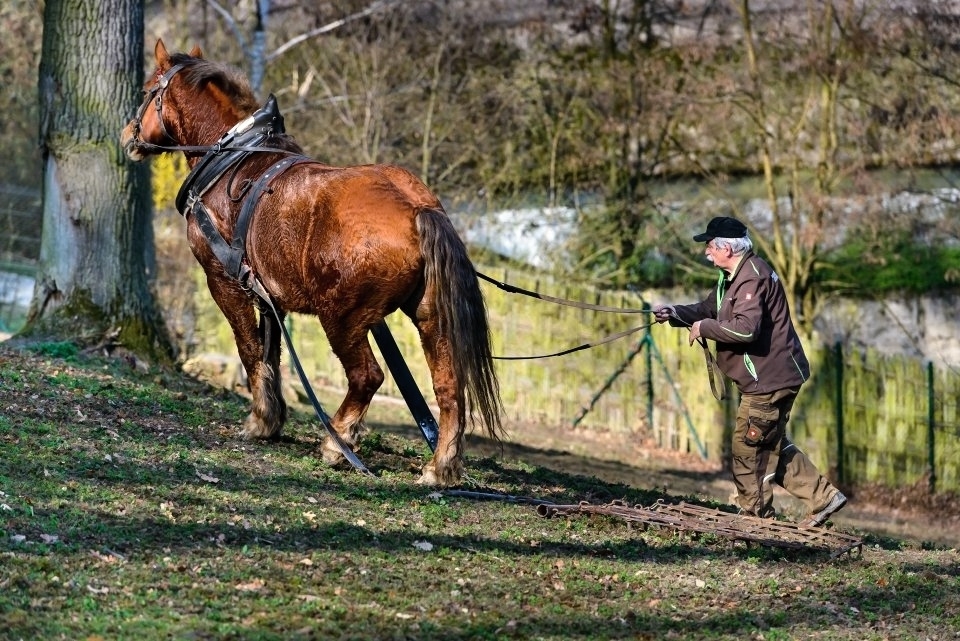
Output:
top-left (455, 416), bottom-right (960, 549)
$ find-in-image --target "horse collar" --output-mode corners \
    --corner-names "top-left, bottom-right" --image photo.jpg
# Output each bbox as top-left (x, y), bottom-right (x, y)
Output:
top-left (174, 95), bottom-right (287, 214)
top-left (173, 94), bottom-right (309, 288)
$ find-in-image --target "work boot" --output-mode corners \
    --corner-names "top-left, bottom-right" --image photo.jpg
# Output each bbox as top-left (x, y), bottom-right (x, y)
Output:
top-left (800, 491), bottom-right (847, 528)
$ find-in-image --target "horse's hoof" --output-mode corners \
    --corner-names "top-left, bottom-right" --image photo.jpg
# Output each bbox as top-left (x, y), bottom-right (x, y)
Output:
top-left (240, 414), bottom-right (280, 440)
top-left (416, 468), bottom-right (440, 486)
top-left (321, 439), bottom-right (349, 467)
top-left (416, 463), bottom-right (462, 487)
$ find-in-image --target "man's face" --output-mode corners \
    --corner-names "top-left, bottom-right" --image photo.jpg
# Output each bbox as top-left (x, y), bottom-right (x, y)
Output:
top-left (704, 240), bottom-right (720, 265)
top-left (704, 240), bottom-right (735, 270)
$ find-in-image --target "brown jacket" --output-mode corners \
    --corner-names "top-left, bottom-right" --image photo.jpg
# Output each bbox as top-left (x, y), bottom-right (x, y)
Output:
top-left (669, 251), bottom-right (809, 394)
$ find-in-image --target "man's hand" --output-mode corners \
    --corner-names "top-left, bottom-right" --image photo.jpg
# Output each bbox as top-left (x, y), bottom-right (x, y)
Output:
top-left (653, 304), bottom-right (674, 324)
top-left (689, 320), bottom-right (702, 345)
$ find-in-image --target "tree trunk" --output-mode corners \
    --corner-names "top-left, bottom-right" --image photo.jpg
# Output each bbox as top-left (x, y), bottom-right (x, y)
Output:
top-left (24, 0), bottom-right (173, 361)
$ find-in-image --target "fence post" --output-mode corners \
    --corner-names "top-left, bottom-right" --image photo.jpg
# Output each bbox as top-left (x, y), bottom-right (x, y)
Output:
top-left (644, 329), bottom-right (654, 433)
top-left (928, 361), bottom-right (936, 494)
top-left (834, 341), bottom-right (844, 485)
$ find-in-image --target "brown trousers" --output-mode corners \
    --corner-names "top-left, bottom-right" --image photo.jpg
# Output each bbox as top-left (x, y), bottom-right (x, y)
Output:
top-left (732, 388), bottom-right (838, 517)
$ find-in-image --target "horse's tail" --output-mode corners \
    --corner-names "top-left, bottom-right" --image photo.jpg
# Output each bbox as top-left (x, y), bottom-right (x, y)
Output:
top-left (416, 208), bottom-right (503, 440)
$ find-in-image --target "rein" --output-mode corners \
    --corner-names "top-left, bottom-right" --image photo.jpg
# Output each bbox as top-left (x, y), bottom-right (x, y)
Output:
top-left (476, 270), bottom-right (656, 361)
top-left (477, 270), bottom-right (725, 399)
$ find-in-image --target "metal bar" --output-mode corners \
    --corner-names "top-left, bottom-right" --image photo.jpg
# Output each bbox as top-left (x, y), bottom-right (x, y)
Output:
top-left (370, 320), bottom-right (439, 451)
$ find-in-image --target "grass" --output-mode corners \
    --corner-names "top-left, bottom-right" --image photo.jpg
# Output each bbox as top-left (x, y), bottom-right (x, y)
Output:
top-left (1, 343), bottom-right (958, 640)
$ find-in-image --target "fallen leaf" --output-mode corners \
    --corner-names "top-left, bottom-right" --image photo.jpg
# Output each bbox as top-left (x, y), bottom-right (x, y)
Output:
top-left (235, 579), bottom-right (265, 591)
top-left (87, 584), bottom-right (109, 595)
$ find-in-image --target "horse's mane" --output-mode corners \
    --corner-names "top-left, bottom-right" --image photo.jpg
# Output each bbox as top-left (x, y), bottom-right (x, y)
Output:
top-left (170, 53), bottom-right (260, 115)
top-left (169, 52), bottom-right (304, 154)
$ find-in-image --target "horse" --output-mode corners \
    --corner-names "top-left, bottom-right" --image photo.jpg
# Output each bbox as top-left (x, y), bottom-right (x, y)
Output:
top-left (120, 39), bottom-right (502, 486)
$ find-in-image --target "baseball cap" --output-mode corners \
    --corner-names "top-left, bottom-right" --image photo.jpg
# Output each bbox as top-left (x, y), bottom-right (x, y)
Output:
top-left (693, 216), bottom-right (748, 242)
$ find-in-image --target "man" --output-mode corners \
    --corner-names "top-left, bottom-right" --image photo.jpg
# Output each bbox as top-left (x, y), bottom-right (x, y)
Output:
top-left (654, 216), bottom-right (846, 527)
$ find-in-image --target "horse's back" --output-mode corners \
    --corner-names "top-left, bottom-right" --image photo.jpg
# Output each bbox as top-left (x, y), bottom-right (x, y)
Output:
top-left (249, 161), bottom-right (437, 315)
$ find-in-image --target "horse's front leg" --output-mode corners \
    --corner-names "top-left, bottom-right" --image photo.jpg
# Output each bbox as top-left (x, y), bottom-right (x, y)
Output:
top-left (319, 325), bottom-right (384, 466)
top-left (207, 275), bottom-right (287, 440)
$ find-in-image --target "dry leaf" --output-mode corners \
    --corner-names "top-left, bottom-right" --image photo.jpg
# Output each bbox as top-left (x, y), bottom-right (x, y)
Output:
top-left (235, 579), bottom-right (265, 591)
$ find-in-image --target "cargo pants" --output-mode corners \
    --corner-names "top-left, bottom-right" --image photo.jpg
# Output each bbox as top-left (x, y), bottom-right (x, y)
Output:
top-left (733, 387), bottom-right (838, 518)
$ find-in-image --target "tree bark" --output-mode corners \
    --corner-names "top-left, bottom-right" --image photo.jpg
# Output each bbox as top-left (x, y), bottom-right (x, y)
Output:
top-left (24, 0), bottom-right (173, 361)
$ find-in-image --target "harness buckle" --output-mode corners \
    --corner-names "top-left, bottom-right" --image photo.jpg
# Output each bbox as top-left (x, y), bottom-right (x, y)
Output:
top-left (184, 190), bottom-right (201, 215)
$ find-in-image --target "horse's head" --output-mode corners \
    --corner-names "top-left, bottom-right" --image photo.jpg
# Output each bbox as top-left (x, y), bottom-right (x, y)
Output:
top-left (121, 39), bottom-right (203, 161)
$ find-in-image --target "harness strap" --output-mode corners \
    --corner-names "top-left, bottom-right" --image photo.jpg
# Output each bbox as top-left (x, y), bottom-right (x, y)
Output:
top-left (232, 155), bottom-right (310, 262)
top-left (246, 276), bottom-right (374, 476)
top-left (493, 322), bottom-right (653, 360)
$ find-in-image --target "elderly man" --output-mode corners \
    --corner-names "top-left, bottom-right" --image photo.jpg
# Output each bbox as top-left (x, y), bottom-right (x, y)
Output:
top-left (654, 216), bottom-right (846, 527)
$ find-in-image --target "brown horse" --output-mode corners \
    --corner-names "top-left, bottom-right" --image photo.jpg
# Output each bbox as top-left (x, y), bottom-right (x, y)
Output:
top-left (121, 39), bottom-right (501, 485)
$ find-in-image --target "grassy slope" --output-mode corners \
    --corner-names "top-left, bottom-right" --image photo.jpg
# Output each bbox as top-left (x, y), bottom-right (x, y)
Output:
top-left (1, 343), bottom-right (958, 641)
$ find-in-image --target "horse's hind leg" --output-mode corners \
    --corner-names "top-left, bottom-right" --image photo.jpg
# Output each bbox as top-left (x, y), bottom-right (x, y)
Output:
top-left (319, 326), bottom-right (384, 466)
top-left (207, 277), bottom-right (286, 440)
top-left (411, 311), bottom-right (465, 487)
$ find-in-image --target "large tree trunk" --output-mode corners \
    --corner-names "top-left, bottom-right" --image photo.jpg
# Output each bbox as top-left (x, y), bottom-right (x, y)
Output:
top-left (24, 0), bottom-right (173, 361)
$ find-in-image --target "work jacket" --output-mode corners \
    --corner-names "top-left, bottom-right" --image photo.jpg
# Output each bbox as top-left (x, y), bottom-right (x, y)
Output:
top-left (669, 251), bottom-right (810, 394)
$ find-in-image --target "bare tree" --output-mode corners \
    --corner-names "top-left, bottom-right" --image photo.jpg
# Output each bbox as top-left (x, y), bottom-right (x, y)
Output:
top-left (22, 0), bottom-right (173, 360)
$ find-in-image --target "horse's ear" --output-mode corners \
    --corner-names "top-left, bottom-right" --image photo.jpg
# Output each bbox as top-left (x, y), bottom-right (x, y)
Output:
top-left (155, 39), bottom-right (170, 67)
top-left (189, 45), bottom-right (203, 59)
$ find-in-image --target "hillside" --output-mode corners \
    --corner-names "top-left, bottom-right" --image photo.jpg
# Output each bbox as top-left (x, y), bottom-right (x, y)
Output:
top-left (2, 341), bottom-right (958, 639)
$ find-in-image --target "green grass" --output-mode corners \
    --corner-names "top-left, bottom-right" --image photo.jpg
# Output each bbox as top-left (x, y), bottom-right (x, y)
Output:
top-left (1, 343), bottom-right (957, 640)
